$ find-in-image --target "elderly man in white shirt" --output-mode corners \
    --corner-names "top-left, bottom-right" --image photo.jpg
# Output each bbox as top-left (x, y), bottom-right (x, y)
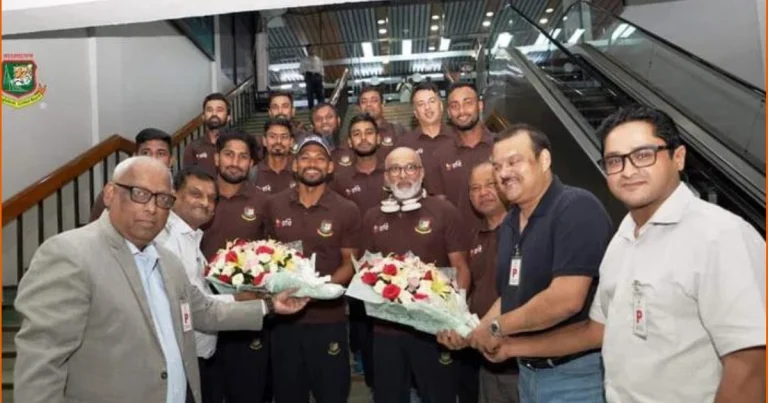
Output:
top-left (156, 164), bottom-right (263, 403)
top-left (483, 106), bottom-right (766, 403)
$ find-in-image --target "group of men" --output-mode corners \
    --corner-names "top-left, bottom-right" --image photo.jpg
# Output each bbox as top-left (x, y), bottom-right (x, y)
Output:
top-left (13, 78), bottom-right (765, 403)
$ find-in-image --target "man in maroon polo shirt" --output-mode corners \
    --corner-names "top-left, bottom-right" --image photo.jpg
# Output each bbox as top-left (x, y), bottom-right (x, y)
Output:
top-left (198, 130), bottom-right (271, 403)
top-left (251, 118), bottom-right (296, 194)
top-left (396, 81), bottom-right (456, 170)
top-left (267, 91), bottom-right (311, 140)
top-left (426, 83), bottom-right (495, 231)
top-left (356, 86), bottom-right (406, 161)
top-left (362, 146), bottom-right (471, 403)
top-left (262, 135), bottom-right (361, 403)
top-left (330, 113), bottom-right (386, 391)
top-left (89, 128), bottom-right (174, 222)
top-left (445, 162), bottom-right (519, 403)
top-left (183, 93), bottom-right (232, 177)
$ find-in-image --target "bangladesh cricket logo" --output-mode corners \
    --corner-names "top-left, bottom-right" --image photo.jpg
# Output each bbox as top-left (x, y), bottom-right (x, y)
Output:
top-left (2, 55), bottom-right (47, 109)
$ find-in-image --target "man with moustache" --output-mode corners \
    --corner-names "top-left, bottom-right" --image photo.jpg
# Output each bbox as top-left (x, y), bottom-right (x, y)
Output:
top-left (310, 103), bottom-right (355, 168)
top-left (361, 147), bottom-right (470, 403)
top-left (396, 82), bottom-right (456, 170)
top-left (267, 91), bottom-right (311, 139)
top-left (90, 128), bottom-right (174, 222)
top-left (466, 124), bottom-right (612, 403)
top-left (13, 156), bottom-right (309, 403)
top-left (184, 93), bottom-right (233, 177)
top-left (156, 165), bottom-right (264, 403)
top-left (438, 162), bottom-right (519, 403)
top-left (251, 118), bottom-right (297, 194)
top-left (355, 86), bottom-right (406, 160)
top-left (485, 107), bottom-right (766, 403)
top-left (426, 84), bottom-right (494, 231)
top-left (331, 113), bottom-right (387, 390)
top-left (262, 135), bottom-right (361, 403)
top-left (199, 130), bottom-right (271, 403)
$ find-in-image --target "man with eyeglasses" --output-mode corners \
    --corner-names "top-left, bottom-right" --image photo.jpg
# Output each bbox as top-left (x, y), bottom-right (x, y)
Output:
top-left (199, 130), bottom-right (272, 403)
top-left (465, 124), bottom-right (612, 403)
top-left (361, 146), bottom-right (470, 403)
top-left (13, 156), bottom-right (310, 403)
top-left (250, 118), bottom-right (297, 194)
top-left (484, 106), bottom-right (766, 403)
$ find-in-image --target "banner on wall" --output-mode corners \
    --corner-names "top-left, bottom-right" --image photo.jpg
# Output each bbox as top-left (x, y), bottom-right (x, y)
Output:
top-left (2, 53), bottom-right (47, 109)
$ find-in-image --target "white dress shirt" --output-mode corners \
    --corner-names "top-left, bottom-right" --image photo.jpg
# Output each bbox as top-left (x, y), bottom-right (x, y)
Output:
top-left (299, 55), bottom-right (324, 76)
top-left (590, 183), bottom-right (766, 402)
top-left (158, 211), bottom-right (234, 359)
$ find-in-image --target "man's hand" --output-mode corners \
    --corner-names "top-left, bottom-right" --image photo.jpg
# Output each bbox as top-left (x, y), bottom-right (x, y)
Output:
top-left (483, 340), bottom-right (516, 363)
top-left (468, 324), bottom-right (500, 354)
top-left (272, 288), bottom-right (310, 315)
top-left (436, 330), bottom-right (468, 350)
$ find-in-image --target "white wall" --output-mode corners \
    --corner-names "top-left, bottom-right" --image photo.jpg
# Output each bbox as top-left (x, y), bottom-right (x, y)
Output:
top-left (621, 0), bottom-right (766, 90)
top-left (95, 21), bottom-right (213, 140)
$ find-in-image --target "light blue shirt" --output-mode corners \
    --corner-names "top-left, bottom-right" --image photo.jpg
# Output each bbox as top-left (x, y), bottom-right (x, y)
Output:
top-left (127, 241), bottom-right (186, 403)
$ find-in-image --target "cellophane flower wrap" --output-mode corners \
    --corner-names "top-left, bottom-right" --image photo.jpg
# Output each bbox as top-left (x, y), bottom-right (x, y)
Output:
top-left (205, 239), bottom-right (345, 299)
top-left (347, 251), bottom-right (481, 337)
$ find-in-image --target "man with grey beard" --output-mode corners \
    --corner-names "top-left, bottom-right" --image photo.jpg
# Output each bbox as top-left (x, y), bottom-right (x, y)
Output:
top-left (184, 93), bottom-right (237, 178)
top-left (361, 147), bottom-right (471, 403)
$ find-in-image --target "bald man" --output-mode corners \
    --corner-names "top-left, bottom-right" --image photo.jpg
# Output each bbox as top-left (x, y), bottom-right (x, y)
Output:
top-left (13, 156), bottom-right (310, 403)
top-left (360, 147), bottom-right (471, 403)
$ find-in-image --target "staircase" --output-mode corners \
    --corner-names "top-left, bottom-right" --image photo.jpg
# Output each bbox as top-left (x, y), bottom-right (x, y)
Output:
top-left (3, 287), bottom-right (18, 402)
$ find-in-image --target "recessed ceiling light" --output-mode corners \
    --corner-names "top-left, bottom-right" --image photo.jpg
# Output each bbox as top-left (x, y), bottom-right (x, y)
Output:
top-left (379, 28), bottom-right (387, 34)
top-left (546, 8), bottom-right (554, 13)
top-left (430, 25), bottom-right (439, 31)
top-left (482, 20), bottom-right (491, 27)
top-left (486, 11), bottom-right (494, 17)
top-left (377, 19), bottom-right (385, 25)
top-left (539, 18), bottom-right (549, 24)
top-left (508, 19), bottom-right (514, 24)
top-left (432, 15), bottom-right (440, 20)
top-left (563, 16), bottom-right (568, 21)
top-left (428, 45), bottom-right (436, 51)
top-left (382, 60), bottom-right (390, 65)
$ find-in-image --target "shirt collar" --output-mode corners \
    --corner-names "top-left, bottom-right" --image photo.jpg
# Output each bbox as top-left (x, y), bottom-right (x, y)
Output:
top-left (126, 239), bottom-right (159, 262)
top-left (167, 210), bottom-right (200, 236)
top-left (455, 126), bottom-right (494, 149)
top-left (289, 187), bottom-right (334, 209)
top-left (616, 182), bottom-right (694, 240)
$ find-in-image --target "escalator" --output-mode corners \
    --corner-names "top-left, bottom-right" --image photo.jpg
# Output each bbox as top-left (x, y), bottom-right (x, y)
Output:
top-left (479, 1), bottom-right (765, 233)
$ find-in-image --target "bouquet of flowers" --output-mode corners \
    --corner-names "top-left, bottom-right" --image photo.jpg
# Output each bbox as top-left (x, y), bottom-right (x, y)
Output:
top-left (205, 239), bottom-right (345, 299)
top-left (346, 251), bottom-right (481, 337)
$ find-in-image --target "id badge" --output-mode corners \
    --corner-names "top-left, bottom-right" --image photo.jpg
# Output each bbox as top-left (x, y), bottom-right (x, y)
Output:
top-left (181, 302), bottom-right (193, 332)
top-left (508, 256), bottom-right (522, 286)
top-left (632, 281), bottom-right (647, 339)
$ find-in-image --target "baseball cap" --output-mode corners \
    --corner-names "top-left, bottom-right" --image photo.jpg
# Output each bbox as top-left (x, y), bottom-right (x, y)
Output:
top-left (294, 134), bottom-right (332, 156)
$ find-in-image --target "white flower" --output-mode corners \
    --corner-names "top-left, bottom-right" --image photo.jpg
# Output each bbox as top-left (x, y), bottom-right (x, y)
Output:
top-left (373, 280), bottom-right (386, 294)
top-left (232, 273), bottom-right (244, 286)
top-left (399, 290), bottom-right (414, 306)
top-left (257, 253), bottom-right (272, 264)
top-left (391, 274), bottom-right (408, 289)
top-left (222, 265), bottom-right (235, 276)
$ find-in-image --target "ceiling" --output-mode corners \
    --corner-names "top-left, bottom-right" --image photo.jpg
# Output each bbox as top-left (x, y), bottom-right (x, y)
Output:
top-left (266, 0), bottom-right (624, 86)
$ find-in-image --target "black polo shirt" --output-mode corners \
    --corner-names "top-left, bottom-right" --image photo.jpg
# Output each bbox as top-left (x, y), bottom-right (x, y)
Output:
top-left (495, 176), bottom-right (612, 335)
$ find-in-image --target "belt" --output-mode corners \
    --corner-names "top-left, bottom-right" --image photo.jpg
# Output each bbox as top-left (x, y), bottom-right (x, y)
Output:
top-left (518, 350), bottom-right (594, 370)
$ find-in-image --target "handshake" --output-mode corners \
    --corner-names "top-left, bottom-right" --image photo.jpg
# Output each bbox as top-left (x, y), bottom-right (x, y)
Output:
top-left (233, 288), bottom-right (311, 316)
top-left (436, 319), bottom-right (514, 364)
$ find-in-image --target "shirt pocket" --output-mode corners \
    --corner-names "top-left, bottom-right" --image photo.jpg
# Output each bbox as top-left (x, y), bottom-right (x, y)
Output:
top-left (631, 279), bottom-right (679, 348)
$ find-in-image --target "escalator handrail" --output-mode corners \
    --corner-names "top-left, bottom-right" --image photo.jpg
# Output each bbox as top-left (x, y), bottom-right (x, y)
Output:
top-left (564, 0), bottom-right (765, 98)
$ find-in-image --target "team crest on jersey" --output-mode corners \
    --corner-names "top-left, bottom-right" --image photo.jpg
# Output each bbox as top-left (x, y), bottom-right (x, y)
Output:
top-left (415, 218), bottom-right (432, 235)
top-left (470, 244), bottom-right (483, 256)
top-left (328, 341), bottom-right (341, 355)
top-left (381, 136), bottom-right (394, 146)
top-left (275, 218), bottom-right (292, 228)
top-left (439, 352), bottom-right (453, 365)
top-left (241, 206), bottom-right (257, 221)
top-left (339, 155), bottom-right (353, 166)
top-left (317, 220), bottom-right (334, 237)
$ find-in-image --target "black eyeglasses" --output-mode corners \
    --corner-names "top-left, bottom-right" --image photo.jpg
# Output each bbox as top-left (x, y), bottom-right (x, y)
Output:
top-left (114, 183), bottom-right (176, 209)
top-left (385, 164), bottom-right (422, 176)
top-left (598, 145), bottom-right (672, 175)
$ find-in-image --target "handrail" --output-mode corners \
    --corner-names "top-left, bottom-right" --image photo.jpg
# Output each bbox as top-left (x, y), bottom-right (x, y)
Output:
top-left (564, 0), bottom-right (765, 97)
top-left (2, 77), bottom-right (255, 226)
top-left (329, 68), bottom-right (351, 106)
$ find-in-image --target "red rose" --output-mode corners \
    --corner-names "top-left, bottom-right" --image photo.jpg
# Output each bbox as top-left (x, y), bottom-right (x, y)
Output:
top-left (256, 245), bottom-right (274, 255)
top-left (361, 271), bottom-right (378, 286)
top-left (253, 272), bottom-right (266, 285)
top-left (218, 274), bottom-right (231, 284)
top-left (382, 264), bottom-right (398, 276)
top-left (414, 293), bottom-right (428, 300)
top-left (393, 255), bottom-right (405, 261)
top-left (225, 251), bottom-right (238, 263)
top-left (423, 271), bottom-right (433, 281)
top-left (382, 284), bottom-right (401, 301)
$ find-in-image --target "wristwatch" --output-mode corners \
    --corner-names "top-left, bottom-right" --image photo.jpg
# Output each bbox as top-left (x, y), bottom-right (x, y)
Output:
top-left (264, 297), bottom-right (275, 316)
top-left (489, 318), bottom-right (503, 337)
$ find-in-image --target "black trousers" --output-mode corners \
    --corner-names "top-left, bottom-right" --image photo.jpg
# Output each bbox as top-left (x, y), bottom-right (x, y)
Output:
top-left (456, 349), bottom-right (481, 403)
top-left (304, 72), bottom-right (324, 109)
top-left (198, 354), bottom-right (223, 403)
top-left (216, 330), bottom-right (271, 403)
top-left (373, 331), bottom-right (458, 403)
top-left (271, 321), bottom-right (351, 403)
top-left (348, 298), bottom-right (374, 387)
